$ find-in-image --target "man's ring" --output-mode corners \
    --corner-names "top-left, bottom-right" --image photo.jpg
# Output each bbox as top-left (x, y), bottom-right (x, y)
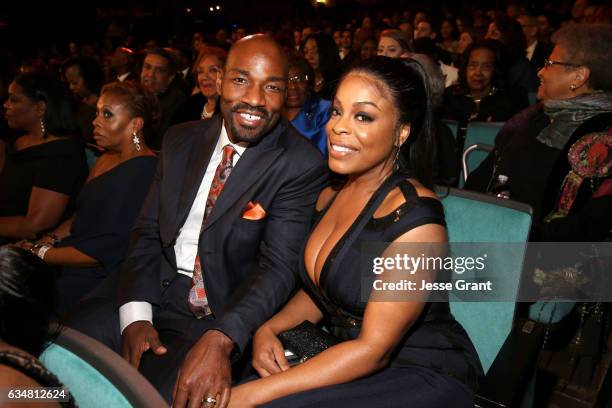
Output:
top-left (202, 396), bottom-right (217, 406)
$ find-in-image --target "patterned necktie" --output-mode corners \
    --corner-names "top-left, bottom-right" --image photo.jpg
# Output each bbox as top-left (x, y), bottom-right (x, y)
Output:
top-left (188, 144), bottom-right (236, 318)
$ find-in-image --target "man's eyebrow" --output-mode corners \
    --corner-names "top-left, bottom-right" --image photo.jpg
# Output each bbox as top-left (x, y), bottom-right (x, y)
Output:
top-left (228, 68), bottom-right (286, 83)
top-left (229, 68), bottom-right (249, 76)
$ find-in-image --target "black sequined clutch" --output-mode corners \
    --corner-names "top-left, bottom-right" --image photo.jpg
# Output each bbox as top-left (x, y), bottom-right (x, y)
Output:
top-left (278, 320), bottom-right (341, 365)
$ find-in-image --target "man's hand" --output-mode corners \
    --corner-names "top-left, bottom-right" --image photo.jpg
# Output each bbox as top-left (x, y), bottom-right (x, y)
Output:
top-left (172, 330), bottom-right (234, 408)
top-left (252, 326), bottom-right (289, 377)
top-left (121, 321), bottom-right (167, 368)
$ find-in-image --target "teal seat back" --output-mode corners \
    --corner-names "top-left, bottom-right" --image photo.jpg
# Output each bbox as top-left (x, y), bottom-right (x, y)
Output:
top-left (528, 91), bottom-right (537, 106)
top-left (84, 145), bottom-right (102, 170)
top-left (441, 119), bottom-right (459, 141)
top-left (528, 300), bottom-right (575, 324)
top-left (459, 122), bottom-right (504, 187)
top-left (40, 344), bottom-right (132, 407)
top-left (39, 326), bottom-right (168, 408)
top-left (439, 188), bottom-right (532, 373)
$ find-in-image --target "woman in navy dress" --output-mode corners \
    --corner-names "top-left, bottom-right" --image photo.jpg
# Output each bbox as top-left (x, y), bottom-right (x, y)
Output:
top-left (228, 57), bottom-right (482, 407)
top-left (21, 81), bottom-right (158, 314)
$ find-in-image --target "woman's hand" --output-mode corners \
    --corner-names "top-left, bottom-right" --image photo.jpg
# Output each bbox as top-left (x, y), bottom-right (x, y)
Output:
top-left (252, 326), bottom-right (290, 377)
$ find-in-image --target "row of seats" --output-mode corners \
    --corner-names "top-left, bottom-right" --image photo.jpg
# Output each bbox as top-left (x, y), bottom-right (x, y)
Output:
top-left (39, 186), bottom-right (541, 407)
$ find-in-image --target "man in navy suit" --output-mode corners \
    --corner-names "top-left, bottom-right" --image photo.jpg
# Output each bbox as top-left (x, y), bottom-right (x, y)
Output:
top-left (70, 35), bottom-right (328, 407)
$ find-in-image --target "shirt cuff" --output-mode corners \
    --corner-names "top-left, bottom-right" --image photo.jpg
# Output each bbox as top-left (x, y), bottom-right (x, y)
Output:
top-left (119, 301), bottom-right (153, 333)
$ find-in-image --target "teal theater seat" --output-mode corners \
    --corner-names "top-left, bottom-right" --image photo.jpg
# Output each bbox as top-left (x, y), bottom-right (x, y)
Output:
top-left (438, 187), bottom-right (543, 407)
top-left (84, 143), bottom-right (102, 170)
top-left (441, 119), bottom-right (460, 141)
top-left (459, 122), bottom-right (505, 187)
top-left (40, 325), bottom-right (168, 408)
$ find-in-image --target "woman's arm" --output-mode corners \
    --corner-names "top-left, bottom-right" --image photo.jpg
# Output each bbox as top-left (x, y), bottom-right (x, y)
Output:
top-left (41, 246), bottom-right (98, 267)
top-left (232, 222), bottom-right (447, 407)
top-left (0, 187), bottom-right (70, 239)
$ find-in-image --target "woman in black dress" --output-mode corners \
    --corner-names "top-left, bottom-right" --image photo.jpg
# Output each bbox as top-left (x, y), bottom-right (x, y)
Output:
top-left (20, 81), bottom-right (158, 314)
top-left (229, 57), bottom-right (482, 407)
top-left (0, 73), bottom-right (87, 243)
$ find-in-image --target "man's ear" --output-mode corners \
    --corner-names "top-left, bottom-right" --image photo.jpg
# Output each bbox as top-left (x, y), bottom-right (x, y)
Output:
top-left (215, 71), bottom-right (223, 95)
top-left (395, 124), bottom-right (411, 148)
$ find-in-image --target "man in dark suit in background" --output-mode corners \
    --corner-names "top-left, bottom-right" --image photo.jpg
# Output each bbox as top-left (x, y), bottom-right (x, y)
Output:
top-left (69, 35), bottom-right (328, 407)
top-left (140, 47), bottom-right (189, 150)
top-left (517, 14), bottom-right (554, 71)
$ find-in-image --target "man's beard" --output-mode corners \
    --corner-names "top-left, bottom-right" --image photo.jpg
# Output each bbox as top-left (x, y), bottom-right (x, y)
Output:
top-left (224, 102), bottom-right (277, 144)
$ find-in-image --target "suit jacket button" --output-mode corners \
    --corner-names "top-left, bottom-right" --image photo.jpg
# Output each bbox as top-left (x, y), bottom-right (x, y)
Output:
top-left (162, 279), bottom-right (170, 287)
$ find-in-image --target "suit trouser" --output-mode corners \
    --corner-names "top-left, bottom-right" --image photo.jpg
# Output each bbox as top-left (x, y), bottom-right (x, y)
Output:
top-left (67, 274), bottom-right (253, 403)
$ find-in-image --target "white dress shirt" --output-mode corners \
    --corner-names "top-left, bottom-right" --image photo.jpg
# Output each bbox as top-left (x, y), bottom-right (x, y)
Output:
top-left (117, 72), bottom-right (132, 82)
top-left (119, 123), bottom-right (245, 333)
top-left (526, 40), bottom-right (538, 61)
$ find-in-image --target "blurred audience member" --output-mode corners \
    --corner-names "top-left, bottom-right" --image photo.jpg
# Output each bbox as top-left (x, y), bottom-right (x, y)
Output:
top-left (377, 29), bottom-right (412, 58)
top-left (283, 55), bottom-right (330, 155)
top-left (438, 19), bottom-right (459, 55)
top-left (302, 32), bottom-right (342, 100)
top-left (517, 14), bottom-right (553, 72)
top-left (62, 57), bottom-right (105, 143)
top-left (442, 41), bottom-right (528, 125)
top-left (109, 47), bottom-right (138, 83)
top-left (172, 46), bottom-right (226, 124)
top-left (414, 20), bottom-right (437, 41)
top-left (171, 46), bottom-right (195, 94)
top-left (140, 48), bottom-right (188, 149)
top-left (414, 37), bottom-right (458, 87)
top-left (0, 73), bottom-right (87, 243)
top-left (486, 13), bottom-right (539, 92)
top-left (536, 15), bottom-right (554, 43)
top-left (360, 37), bottom-right (378, 61)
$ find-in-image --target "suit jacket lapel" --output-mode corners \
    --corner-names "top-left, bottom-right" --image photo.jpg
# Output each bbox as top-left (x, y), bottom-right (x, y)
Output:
top-left (202, 121), bottom-right (287, 231)
top-left (175, 117), bottom-right (222, 232)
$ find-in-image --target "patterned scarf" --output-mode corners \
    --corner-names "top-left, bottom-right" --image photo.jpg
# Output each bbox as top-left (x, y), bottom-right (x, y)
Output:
top-left (537, 91), bottom-right (612, 150)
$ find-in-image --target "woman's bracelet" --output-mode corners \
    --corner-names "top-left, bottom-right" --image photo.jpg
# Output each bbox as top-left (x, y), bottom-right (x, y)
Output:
top-left (29, 243), bottom-right (52, 260)
top-left (37, 244), bottom-right (52, 260)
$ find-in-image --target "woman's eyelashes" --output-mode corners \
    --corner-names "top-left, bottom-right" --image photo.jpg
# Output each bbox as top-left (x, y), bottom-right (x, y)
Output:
top-left (330, 106), bottom-right (374, 123)
top-left (96, 109), bottom-right (114, 119)
top-left (355, 112), bottom-right (373, 123)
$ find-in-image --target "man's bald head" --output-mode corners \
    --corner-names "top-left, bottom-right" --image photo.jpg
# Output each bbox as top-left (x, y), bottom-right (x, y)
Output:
top-left (227, 34), bottom-right (289, 77)
top-left (218, 34), bottom-right (290, 146)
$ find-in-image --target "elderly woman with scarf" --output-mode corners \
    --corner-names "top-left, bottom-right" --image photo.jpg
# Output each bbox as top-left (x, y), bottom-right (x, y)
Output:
top-left (465, 24), bottom-right (612, 242)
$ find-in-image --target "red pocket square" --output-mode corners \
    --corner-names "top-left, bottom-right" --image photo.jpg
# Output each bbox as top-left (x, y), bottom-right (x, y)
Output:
top-left (242, 201), bottom-right (266, 220)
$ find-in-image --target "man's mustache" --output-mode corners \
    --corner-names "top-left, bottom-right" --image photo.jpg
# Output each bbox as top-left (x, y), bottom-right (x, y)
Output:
top-left (230, 103), bottom-right (269, 118)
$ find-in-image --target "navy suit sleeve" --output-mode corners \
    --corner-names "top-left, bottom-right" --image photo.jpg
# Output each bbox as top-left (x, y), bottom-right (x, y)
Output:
top-left (211, 161), bottom-right (329, 356)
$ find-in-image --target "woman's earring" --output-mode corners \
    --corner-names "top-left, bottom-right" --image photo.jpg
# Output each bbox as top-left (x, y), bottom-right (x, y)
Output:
top-left (40, 118), bottom-right (47, 136)
top-left (393, 147), bottom-right (401, 171)
top-left (570, 84), bottom-right (577, 91)
top-left (132, 132), bottom-right (142, 151)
